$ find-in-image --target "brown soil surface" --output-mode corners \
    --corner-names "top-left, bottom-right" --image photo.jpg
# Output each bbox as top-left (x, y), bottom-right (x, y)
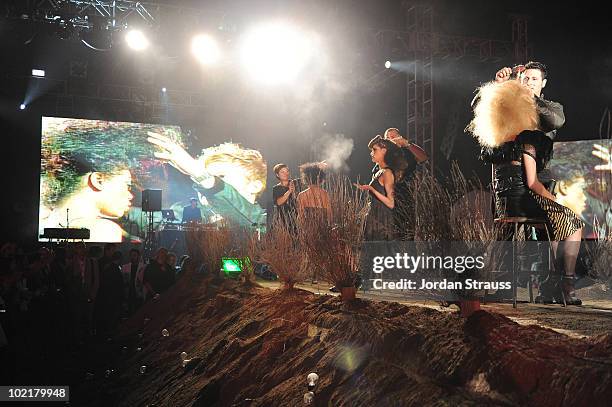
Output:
top-left (71, 272), bottom-right (612, 407)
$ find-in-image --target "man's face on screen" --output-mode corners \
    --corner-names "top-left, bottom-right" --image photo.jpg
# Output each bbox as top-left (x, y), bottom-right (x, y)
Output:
top-left (97, 169), bottom-right (133, 218)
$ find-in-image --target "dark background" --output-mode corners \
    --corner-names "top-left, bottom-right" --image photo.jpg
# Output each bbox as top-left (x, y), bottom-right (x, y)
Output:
top-left (1, 0), bottom-right (610, 245)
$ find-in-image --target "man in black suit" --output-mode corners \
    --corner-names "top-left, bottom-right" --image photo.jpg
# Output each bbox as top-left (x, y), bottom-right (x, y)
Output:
top-left (182, 197), bottom-right (202, 224)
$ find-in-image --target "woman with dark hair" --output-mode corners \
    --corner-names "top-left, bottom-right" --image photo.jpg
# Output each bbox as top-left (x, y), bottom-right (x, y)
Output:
top-left (296, 162), bottom-right (331, 225)
top-left (296, 162), bottom-right (331, 285)
top-left (469, 79), bottom-right (584, 305)
top-left (356, 136), bottom-right (407, 241)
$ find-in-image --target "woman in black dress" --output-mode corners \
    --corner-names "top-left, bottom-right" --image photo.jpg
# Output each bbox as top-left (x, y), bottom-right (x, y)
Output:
top-left (357, 136), bottom-right (407, 241)
top-left (470, 79), bottom-right (584, 304)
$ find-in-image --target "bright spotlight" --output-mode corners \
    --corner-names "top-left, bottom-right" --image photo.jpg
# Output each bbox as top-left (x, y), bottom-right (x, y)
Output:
top-left (385, 60), bottom-right (391, 69)
top-left (161, 87), bottom-right (167, 92)
top-left (125, 30), bottom-right (149, 51)
top-left (19, 103), bottom-right (26, 110)
top-left (32, 69), bottom-right (45, 77)
top-left (240, 22), bottom-right (317, 85)
top-left (191, 34), bottom-right (220, 65)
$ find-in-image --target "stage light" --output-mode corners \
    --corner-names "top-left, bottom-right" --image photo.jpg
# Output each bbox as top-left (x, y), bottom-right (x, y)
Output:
top-left (191, 34), bottom-right (220, 65)
top-left (20, 103), bottom-right (26, 110)
top-left (240, 22), bottom-right (316, 85)
top-left (32, 69), bottom-right (45, 77)
top-left (125, 29), bottom-right (149, 51)
top-left (221, 257), bottom-right (245, 279)
top-left (385, 60), bottom-right (391, 69)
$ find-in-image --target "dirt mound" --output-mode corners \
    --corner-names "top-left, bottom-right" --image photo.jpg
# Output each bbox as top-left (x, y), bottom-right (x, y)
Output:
top-left (72, 271), bottom-right (612, 406)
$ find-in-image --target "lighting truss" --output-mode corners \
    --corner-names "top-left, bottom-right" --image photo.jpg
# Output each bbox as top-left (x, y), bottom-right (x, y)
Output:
top-left (14, 0), bottom-right (156, 31)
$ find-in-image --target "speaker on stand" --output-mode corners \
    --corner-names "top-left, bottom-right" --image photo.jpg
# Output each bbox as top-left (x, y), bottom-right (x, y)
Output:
top-left (142, 189), bottom-right (162, 258)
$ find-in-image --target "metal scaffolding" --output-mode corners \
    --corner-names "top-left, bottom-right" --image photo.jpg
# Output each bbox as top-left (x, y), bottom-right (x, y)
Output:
top-left (375, 3), bottom-right (531, 172)
top-left (11, 0), bottom-right (155, 30)
top-left (405, 4), bottom-right (434, 173)
top-left (510, 14), bottom-right (531, 64)
top-left (6, 1), bottom-right (226, 32)
top-left (18, 74), bottom-right (209, 121)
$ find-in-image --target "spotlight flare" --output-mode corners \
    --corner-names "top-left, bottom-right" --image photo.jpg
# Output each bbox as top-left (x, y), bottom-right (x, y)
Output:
top-left (126, 30), bottom-right (149, 51)
top-left (191, 34), bottom-right (221, 65)
top-left (240, 22), bottom-right (317, 85)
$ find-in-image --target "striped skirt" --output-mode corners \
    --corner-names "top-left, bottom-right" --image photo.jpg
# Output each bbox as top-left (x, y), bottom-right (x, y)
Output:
top-left (529, 191), bottom-right (585, 240)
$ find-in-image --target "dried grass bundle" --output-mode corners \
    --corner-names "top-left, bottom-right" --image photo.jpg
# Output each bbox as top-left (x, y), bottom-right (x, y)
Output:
top-left (190, 224), bottom-right (233, 277)
top-left (298, 174), bottom-right (369, 288)
top-left (447, 164), bottom-right (498, 242)
top-left (400, 163), bottom-right (497, 242)
top-left (260, 218), bottom-right (307, 289)
top-left (405, 167), bottom-right (453, 241)
top-left (587, 233), bottom-right (612, 284)
top-left (228, 228), bottom-right (260, 284)
top-left (397, 164), bottom-right (501, 298)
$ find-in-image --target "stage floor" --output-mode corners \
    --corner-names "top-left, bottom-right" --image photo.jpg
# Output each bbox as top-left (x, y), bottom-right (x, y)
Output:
top-left (257, 279), bottom-right (612, 338)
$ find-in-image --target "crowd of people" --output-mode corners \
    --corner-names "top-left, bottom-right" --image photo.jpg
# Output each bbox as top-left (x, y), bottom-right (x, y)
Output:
top-left (0, 241), bottom-right (185, 382)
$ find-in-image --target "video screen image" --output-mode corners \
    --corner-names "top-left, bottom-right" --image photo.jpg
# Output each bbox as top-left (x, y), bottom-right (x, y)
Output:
top-left (39, 117), bottom-right (267, 242)
top-left (548, 140), bottom-right (612, 238)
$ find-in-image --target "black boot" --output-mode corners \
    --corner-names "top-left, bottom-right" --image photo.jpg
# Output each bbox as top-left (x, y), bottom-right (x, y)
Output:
top-left (562, 275), bottom-right (582, 306)
top-left (535, 275), bottom-right (559, 304)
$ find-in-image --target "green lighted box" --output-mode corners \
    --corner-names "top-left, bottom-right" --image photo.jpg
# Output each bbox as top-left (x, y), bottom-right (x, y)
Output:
top-left (221, 257), bottom-right (250, 278)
